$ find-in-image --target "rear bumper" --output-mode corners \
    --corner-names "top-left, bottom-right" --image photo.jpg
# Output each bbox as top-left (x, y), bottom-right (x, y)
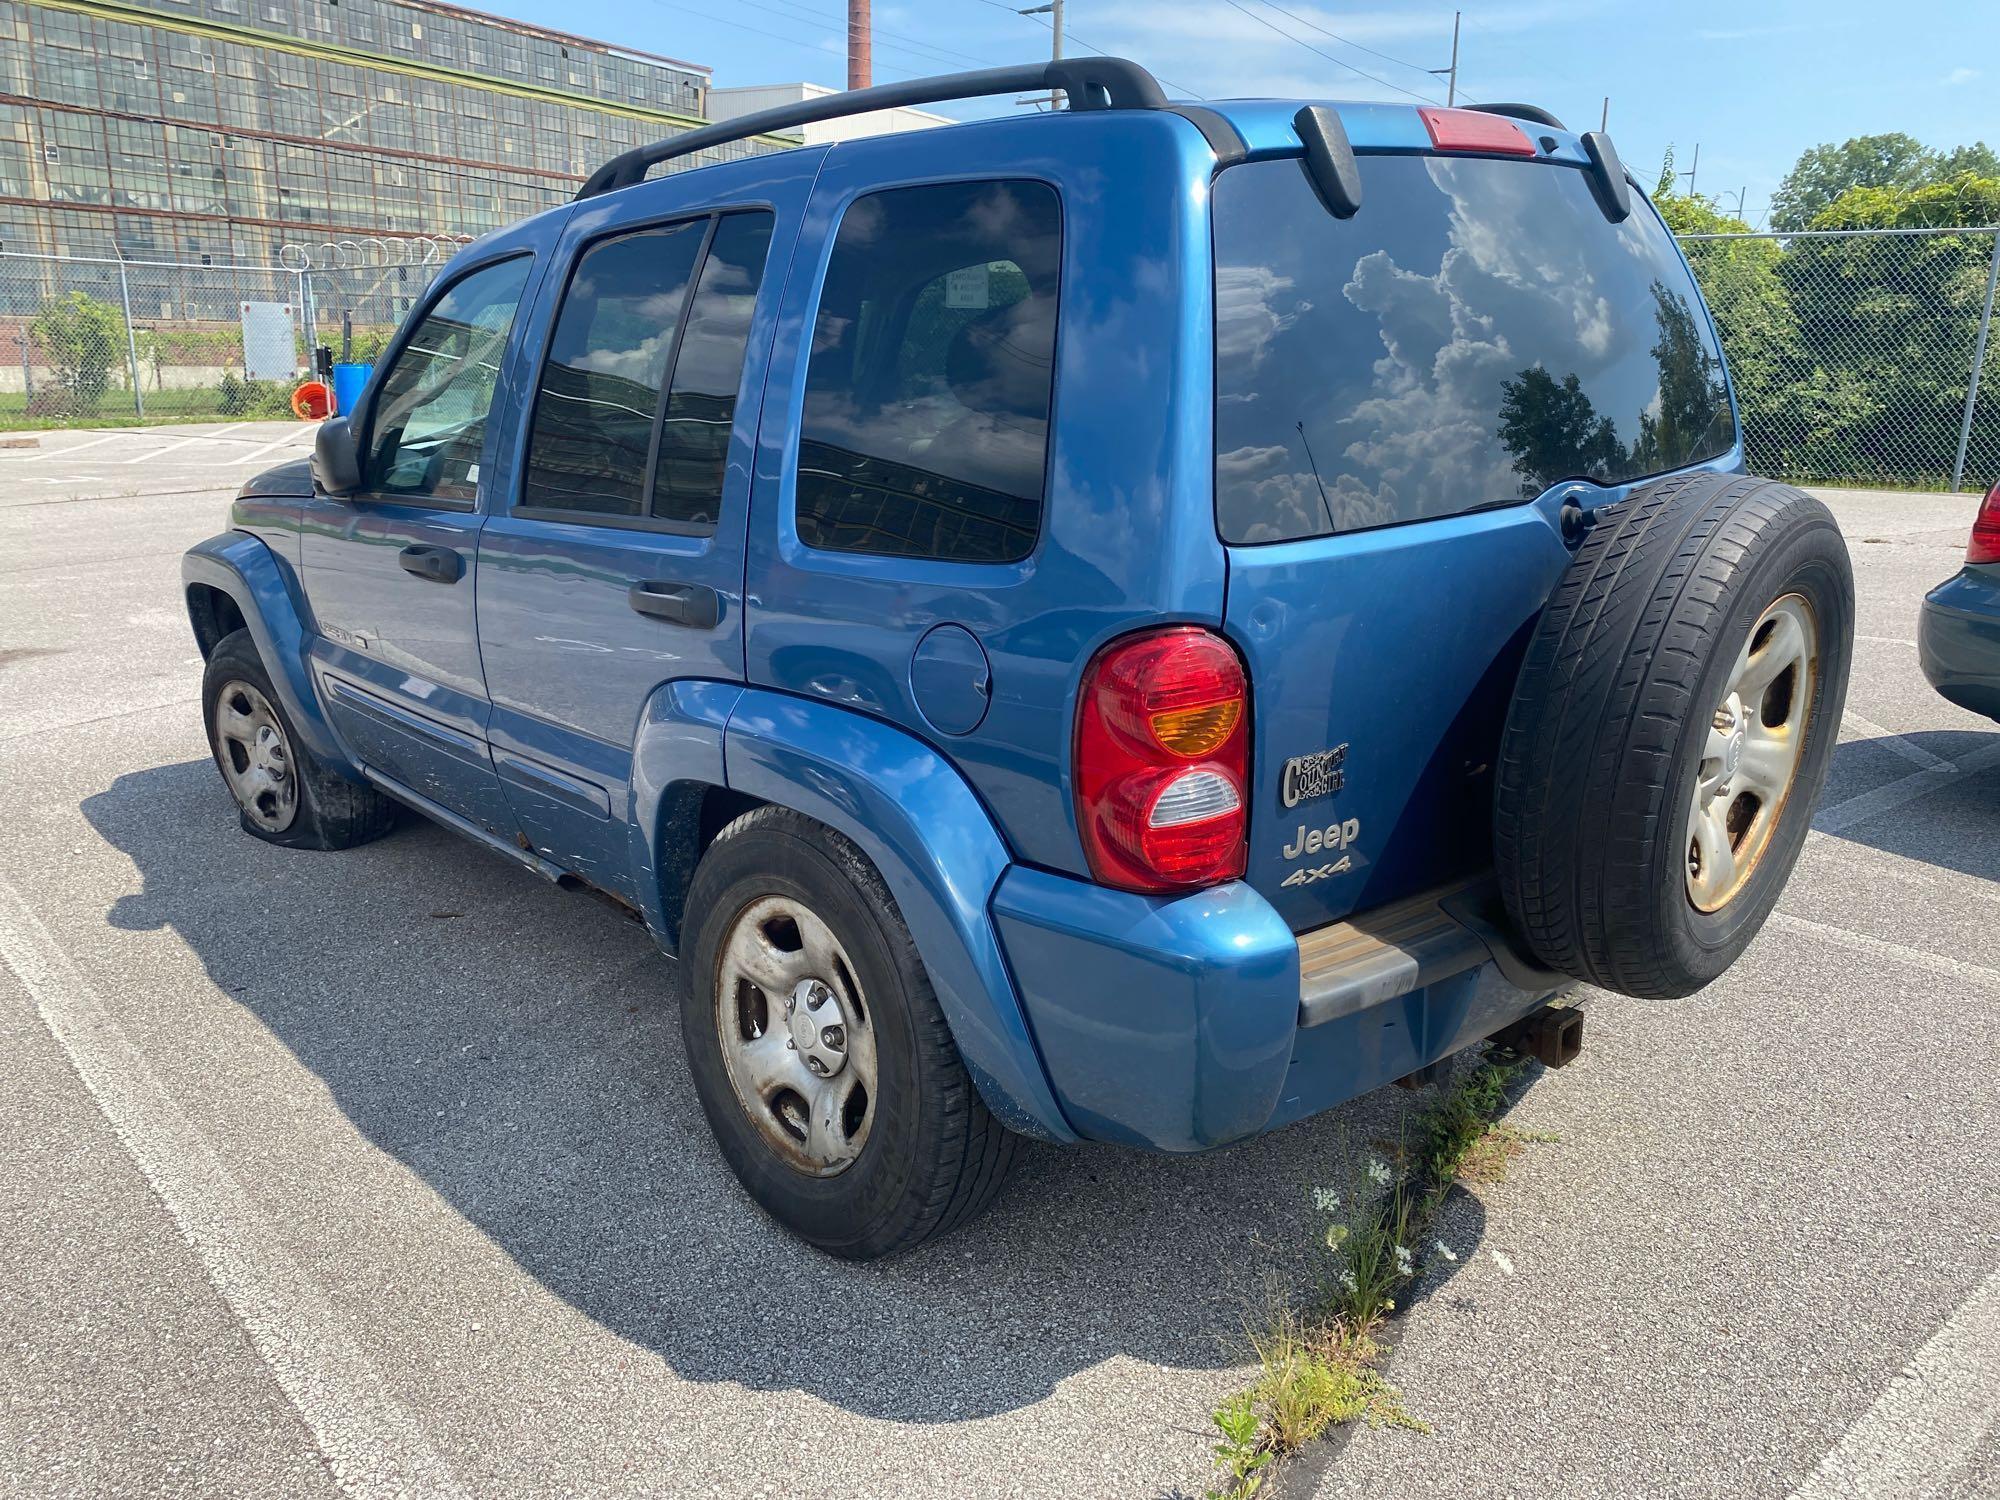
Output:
top-left (1919, 568), bottom-right (2000, 723)
top-left (993, 869), bottom-right (1567, 1152)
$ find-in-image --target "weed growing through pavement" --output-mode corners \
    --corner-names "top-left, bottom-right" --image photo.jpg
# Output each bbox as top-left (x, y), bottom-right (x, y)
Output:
top-left (1204, 1054), bottom-right (1551, 1499)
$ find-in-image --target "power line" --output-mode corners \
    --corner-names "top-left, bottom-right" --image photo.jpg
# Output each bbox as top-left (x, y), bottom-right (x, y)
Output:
top-left (961, 0), bottom-right (1207, 99)
top-left (1250, 0), bottom-right (1465, 94)
top-left (1215, 0), bottom-right (1445, 105)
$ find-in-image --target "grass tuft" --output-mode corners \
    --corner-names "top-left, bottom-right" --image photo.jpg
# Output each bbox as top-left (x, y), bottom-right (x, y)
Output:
top-left (1205, 1052), bottom-right (1549, 1498)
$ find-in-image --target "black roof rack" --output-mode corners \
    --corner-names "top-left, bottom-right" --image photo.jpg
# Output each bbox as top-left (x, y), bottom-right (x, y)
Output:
top-left (576, 58), bottom-right (1169, 200)
top-left (1466, 101), bottom-right (1568, 131)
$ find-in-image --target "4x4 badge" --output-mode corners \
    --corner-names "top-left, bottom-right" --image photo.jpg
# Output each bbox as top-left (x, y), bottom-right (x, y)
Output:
top-left (1280, 744), bottom-right (1347, 808)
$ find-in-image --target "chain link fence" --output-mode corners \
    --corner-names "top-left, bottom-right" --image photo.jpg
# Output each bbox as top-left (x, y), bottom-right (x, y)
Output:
top-left (1679, 225), bottom-right (2000, 493)
top-left (6, 226), bottom-right (1999, 495)
top-left (0, 242), bottom-right (462, 428)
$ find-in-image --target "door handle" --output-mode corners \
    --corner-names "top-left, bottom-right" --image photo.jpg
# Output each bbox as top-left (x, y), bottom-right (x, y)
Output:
top-left (628, 579), bottom-right (721, 629)
top-left (398, 544), bottom-right (463, 583)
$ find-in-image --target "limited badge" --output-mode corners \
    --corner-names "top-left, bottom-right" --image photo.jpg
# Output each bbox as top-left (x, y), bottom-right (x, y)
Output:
top-left (1280, 744), bottom-right (1347, 809)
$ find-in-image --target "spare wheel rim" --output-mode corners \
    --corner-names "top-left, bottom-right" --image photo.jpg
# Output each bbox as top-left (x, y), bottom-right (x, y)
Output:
top-left (1686, 593), bottom-right (1818, 913)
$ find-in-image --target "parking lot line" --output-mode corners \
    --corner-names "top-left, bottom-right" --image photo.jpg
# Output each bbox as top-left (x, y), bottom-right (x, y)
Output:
top-left (232, 429), bottom-right (313, 465)
top-left (1812, 738), bottom-right (2000, 835)
top-left (0, 876), bottom-right (469, 1500)
top-left (15, 433), bottom-right (125, 463)
top-left (1786, 1267), bottom-right (1999, 1500)
top-left (121, 423), bottom-right (253, 463)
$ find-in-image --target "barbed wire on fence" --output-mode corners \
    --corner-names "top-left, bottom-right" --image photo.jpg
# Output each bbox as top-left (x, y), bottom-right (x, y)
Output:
top-left (2, 225), bottom-right (1997, 498)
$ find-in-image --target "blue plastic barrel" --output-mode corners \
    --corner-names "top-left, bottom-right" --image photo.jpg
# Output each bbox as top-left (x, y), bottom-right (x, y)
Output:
top-left (330, 362), bottom-right (373, 417)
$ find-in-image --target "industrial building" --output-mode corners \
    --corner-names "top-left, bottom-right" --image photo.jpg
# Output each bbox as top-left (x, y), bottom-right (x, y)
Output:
top-left (0, 0), bottom-right (786, 267)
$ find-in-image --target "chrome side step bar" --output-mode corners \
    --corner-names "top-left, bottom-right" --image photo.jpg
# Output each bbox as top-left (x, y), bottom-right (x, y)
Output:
top-left (1296, 880), bottom-right (1565, 1028)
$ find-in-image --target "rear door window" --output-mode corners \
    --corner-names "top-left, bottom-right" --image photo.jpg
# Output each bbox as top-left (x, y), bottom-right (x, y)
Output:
top-left (1213, 154), bottom-right (1734, 543)
top-left (796, 179), bottom-right (1061, 564)
top-left (520, 210), bottom-right (774, 528)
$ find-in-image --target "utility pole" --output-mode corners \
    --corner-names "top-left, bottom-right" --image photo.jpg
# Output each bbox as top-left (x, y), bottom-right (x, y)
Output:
top-left (1428, 10), bottom-right (1460, 106)
top-left (1016, 0), bottom-right (1064, 107)
top-left (1600, 96), bottom-right (1609, 131)
top-left (846, 0), bottom-right (870, 90)
top-left (1679, 142), bottom-right (1700, 200)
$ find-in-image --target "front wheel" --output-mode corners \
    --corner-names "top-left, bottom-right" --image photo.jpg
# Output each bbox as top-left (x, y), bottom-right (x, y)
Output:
top-left (200, 629), bottom-right (397, 850)
top-left (680, 807), bottom-right (1017, 1258)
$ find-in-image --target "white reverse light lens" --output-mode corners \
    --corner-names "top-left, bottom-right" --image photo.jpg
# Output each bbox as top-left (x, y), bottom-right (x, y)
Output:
top-left (1148, 769), bottom-right (1242, 827)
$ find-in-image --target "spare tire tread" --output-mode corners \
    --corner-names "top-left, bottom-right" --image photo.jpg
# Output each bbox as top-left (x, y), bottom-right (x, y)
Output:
top-left (1495, 472), bottom-right (1851, 998)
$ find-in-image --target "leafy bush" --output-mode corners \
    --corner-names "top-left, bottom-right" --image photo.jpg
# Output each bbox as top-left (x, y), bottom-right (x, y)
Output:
top-left (29, 292), bottom-right (127, 417)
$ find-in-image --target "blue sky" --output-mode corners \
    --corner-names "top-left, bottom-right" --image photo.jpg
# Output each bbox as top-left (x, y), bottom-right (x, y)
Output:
top-left (498, 0), bottom-right (1996, 226)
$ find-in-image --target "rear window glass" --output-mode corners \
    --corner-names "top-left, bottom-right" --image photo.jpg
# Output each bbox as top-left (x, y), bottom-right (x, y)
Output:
top-left (796, 179), bottom-right (1060, 564)
top-left (1213, 154), bottom-right (1734, 544)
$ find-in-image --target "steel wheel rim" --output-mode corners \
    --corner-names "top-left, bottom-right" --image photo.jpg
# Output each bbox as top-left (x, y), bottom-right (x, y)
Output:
top-left (714, 894), bottom-right (877, 1177)
top-left (1686, 593), bottom-right (1818, 913)
top-left (213, 680), bottom-right (298, 834)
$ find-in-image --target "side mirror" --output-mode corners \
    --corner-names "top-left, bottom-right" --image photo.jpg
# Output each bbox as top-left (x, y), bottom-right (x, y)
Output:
top-left (313, 416), bottom-right (362, 495)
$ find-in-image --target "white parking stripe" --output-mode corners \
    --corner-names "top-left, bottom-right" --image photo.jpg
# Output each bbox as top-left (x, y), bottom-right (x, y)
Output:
top-left (1787, 1267), bottom-right (2000, 1500)
top-left (0, 878), bottom-right (469, 1500)
top-left (1813, 739), bottom-right (2000, 835)
top-left (232, 429), bottom-right (314, 465)
top-left (1766, 911), bottom-right (2000, 994)
top-left (121, 423), bottom-right (252, 463)
top-left (1842, 710), bottom-right (1956, 771)
top-left (15, 433), bottom-right (126, 462)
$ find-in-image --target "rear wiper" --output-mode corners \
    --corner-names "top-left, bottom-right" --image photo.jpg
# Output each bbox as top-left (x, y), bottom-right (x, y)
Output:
top-left (1292, 107), bottom-right (1362, 220)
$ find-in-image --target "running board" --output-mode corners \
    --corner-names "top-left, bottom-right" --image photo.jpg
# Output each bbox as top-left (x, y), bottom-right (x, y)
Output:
top-left (360, 766), bottom-right (567, 884)
top-left (1296, 881), bottom-right (1564, 1028)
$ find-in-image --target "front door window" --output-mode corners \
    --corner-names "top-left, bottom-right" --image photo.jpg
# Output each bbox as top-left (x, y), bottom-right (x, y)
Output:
top-left (364, 255), bottom-right (533, 504)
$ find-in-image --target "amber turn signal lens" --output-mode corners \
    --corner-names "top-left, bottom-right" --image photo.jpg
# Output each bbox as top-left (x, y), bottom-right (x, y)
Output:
top-left (1149, 700), bottom-right (1243, 756)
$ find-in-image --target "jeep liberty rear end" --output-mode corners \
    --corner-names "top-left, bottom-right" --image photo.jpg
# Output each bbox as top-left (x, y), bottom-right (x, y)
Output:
top-left (187, 62), bottom-right (1851, 1258)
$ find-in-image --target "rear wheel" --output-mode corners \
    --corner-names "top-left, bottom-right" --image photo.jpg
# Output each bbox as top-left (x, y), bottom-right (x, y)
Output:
top-left (680, 807), bottom-right (1017, 1258)
top-left (201, 629), bottom-right (397, 850)
top-left (1494, 472), bottom-right (1854, 998)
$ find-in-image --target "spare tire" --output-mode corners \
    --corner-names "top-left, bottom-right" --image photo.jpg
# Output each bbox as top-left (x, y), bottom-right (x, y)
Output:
top-left (1494, 472), bottom-right (1852, 999)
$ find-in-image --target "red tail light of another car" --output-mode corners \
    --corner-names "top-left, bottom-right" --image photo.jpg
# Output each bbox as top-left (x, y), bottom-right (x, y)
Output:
top-left (1074, 626), bottom-right (1250, 893)
top-left (1968, 482), bottom-right (2000, 565)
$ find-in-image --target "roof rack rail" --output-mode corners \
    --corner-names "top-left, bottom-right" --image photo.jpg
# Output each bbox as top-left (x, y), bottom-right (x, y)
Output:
top-left (575, 58), bottom-right (1170, 200)
top-left (1466, 102), bottom-right (1567, 131)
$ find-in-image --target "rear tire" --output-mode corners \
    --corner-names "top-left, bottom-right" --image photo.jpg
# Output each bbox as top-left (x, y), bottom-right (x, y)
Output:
top-left (201, 629), bottom-right (397, 851)
top-left (680, 806), bottom-right (1017, 1258)
top-left (1494, 472), bottom-right (1853, 998)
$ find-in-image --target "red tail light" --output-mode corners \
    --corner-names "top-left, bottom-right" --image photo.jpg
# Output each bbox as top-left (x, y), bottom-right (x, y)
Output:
top-left (1969, 483), bottom-right (2000, 564)
top-left (1418, 107), bottom-right (1537, 157)
top-left (1074, 626), bottom-right (1250, 893)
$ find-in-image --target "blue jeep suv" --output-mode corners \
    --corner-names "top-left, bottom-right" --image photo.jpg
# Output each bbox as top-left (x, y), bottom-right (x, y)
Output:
top-left (184, 60), bottom-right (1854, 1257)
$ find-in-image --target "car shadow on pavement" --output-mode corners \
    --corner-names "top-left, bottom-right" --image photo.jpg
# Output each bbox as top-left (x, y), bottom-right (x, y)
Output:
top-left (1819, 729), bottom-right (2000, 882)
top-left (82, 759), bottom-right (1507, 1425)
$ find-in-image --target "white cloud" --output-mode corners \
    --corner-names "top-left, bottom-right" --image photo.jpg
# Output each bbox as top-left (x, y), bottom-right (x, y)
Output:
top-left (1944, 66), bottom-right (1980, 86)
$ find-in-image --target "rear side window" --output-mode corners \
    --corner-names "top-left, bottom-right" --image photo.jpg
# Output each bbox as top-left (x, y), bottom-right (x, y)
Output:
top-left (521, 210), bottom-right (773, 527)
top-left (796, 179), bottom-right (1060, 564)
top-left (1213, 154), bottom-right (1734, 543)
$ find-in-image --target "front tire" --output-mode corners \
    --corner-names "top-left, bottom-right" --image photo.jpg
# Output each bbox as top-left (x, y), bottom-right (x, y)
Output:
top-left (201, 629), bottom-right (397, 851)
top-left (680, 807), bottom-right (1017, 1258)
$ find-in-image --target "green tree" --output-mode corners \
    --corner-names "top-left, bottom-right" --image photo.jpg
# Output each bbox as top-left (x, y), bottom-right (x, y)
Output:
top-left (1941, 142), bottom-right (2000, 179)
top-left (1770, 133), bottom-right (1940, 230)
top-left (1772, 168), bottom-right (2000, 484)
top-left (1660, 191), bottom-right (1799, 472)
top-left (1496, 366), bottom-right (1623, 495)
top-left (29, 291), bottom-right (127, 417)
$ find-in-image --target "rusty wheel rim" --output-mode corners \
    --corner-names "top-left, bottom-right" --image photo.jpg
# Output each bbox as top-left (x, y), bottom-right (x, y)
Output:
top-left (1686, 593), bottom-right (1818, 913)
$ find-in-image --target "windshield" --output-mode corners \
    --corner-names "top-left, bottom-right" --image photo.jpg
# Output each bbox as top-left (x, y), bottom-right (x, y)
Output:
top-left (1213, 152), bottom-right (1735, 544)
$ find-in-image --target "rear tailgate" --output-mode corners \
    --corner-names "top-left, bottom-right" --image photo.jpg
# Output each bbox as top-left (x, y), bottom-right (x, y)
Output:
top-left (1211, 126), bottom-right (1737, 932)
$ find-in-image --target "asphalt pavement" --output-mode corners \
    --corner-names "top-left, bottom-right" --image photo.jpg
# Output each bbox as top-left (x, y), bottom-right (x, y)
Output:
top-left (2, 427), bottom-right (1995, 1499)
